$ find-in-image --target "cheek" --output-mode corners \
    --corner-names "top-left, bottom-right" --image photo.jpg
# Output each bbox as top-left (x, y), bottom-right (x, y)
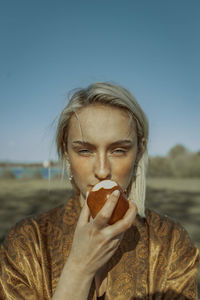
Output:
top-left (114, 159), bottom-right (134, 177)
top-left (112, 154), bottom-right (136, 183)
top-left (70, 156), bottom-right (91, 179)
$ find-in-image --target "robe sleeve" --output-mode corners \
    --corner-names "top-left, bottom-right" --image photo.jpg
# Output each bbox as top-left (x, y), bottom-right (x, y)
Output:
top-left (0, 218), bottom-right (51, 300)
top-left (164, 223), bottom-right (199, 300)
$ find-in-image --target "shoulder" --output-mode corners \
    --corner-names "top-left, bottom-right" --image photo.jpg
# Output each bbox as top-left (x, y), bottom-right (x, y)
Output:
top-left (146, 208), bottom-right (189, 237)
top-left (145, 208), bottom-right (199, 260)
top-left (144, 209), bottom-right (199, 299)
top-left (0, 204), bottom-right (69, 299)
top-left (145, 208), bottom-right (190, 242)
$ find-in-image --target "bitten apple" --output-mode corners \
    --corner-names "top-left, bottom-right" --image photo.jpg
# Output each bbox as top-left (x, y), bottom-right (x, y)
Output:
top-left (87, 180), bottom-right (129, 225)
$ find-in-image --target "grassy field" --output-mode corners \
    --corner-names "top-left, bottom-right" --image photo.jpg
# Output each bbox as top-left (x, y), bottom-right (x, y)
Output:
top-left (0, 177), bottom-right (199, 294)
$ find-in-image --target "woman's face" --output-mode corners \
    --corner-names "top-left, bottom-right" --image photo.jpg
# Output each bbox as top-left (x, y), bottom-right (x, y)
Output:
top-left (66, 104), bottom-right (139, 205)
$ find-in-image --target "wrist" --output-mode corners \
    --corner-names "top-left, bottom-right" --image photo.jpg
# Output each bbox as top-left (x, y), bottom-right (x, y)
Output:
top-left (52, 258), bottom-right (94, 299)
top-left (65, 255), bottom-right (95, 279)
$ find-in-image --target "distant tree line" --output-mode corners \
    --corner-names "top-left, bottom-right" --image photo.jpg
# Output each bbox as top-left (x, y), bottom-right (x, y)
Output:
top-left (147, 144), bottom-right (200, 178)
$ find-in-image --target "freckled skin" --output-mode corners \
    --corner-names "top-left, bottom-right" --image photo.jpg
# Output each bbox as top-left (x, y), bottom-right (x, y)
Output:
top-left (65, 104), bottom-right (138, 206)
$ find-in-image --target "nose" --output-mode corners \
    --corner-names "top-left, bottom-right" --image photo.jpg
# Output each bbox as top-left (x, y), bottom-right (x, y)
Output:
top-left (94, 153), bottom-right (111, 181)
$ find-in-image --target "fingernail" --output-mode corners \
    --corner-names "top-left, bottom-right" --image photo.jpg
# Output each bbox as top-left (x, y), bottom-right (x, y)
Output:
top-left (113, 190), bottom-right (120, 197)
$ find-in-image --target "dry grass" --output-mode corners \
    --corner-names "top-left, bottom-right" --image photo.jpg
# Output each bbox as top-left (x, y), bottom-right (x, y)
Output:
top-left (147, 177), bottom-right (200, 192)
top-left (0, 178), bottom-right (72, 195)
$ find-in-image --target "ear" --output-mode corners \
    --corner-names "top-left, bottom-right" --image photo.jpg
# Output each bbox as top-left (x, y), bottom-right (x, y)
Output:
top-left (64, 150), bottom-right (69, 162)
top-left (63, 142), bottom-right (69, 161)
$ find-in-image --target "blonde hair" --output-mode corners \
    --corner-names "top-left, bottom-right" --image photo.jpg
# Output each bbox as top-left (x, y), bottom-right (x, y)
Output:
top-left (56, 82), bottom-right (149, 217)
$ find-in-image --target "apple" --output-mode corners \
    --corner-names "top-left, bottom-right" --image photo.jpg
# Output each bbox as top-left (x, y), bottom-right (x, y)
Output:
top-left (87, 180), bottom-right (129, 225)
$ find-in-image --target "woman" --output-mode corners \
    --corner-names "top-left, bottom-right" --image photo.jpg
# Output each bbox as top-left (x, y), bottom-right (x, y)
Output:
top-left (0, 82), bottom-right (199, 299)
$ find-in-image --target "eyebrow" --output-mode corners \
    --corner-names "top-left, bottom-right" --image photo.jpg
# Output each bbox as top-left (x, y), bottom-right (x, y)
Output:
top-left (72, 139), bottom-right (135, 147)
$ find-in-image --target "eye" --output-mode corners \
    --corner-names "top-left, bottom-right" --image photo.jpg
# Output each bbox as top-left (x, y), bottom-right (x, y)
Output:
top-left (113, 149), bottom-right (127, 155)
top-left (78, 149), bottom-right (91, 155)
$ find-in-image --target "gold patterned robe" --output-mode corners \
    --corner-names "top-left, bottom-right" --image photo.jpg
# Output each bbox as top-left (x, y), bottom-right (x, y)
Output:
top-left (0, 197), bottom-right (199, 299)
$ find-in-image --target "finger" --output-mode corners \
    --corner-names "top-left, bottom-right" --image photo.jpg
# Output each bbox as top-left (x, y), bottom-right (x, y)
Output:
top-left (104, 232), bottom-right (125, 255)
top-left (111, 232), bottom-right (124, 243)
top-left (104, 200), bottom-right (137, 237)
top-left (93, 190), bottom-right (120, 229)
top-left (118, 200), bottom-right (137, 227)
top-left (77, 199), bottom-right (91, 227)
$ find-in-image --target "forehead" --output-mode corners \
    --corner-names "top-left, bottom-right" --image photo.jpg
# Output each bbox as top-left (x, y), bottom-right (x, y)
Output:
top-left (68, 104), bottom-right (137, 143)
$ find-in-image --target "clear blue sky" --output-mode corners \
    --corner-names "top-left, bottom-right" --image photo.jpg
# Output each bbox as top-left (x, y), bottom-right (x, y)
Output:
top-left (0, 0), bottom-right (199, 162)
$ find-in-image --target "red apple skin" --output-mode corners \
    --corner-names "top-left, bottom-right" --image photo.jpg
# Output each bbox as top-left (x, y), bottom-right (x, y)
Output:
top-left (87, 185), bottom-right (129, 225)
